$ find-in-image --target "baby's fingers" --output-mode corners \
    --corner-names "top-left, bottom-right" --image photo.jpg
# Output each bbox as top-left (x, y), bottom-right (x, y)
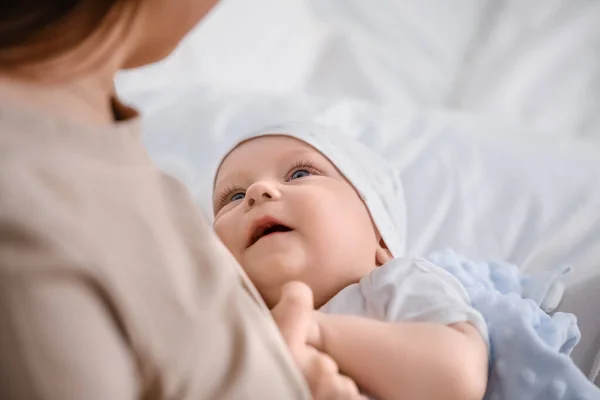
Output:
top-left (271, 281), bottom-right (314, 352)
top-left (328, 375), bottom-right (361, 400)
top-left (307, 351), bottom-right (362, 400)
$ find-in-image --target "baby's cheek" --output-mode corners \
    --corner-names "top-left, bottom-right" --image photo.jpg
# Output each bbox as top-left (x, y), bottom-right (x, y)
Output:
top-left (212, 223), bottom-right (225, 242)
top-left (213, 222), bottom-right (237, 254)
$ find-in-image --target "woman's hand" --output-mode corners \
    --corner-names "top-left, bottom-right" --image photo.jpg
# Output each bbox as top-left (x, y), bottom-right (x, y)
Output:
top-left (271, 281), bottom-right (366, 400)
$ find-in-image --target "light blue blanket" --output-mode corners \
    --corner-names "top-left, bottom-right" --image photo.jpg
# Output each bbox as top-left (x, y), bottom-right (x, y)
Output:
top-left (428, 250), bottom-right (600, 400)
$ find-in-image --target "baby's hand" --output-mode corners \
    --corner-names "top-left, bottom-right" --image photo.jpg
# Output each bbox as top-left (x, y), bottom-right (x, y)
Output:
top-left (272, 282), bottom-right (366, 400)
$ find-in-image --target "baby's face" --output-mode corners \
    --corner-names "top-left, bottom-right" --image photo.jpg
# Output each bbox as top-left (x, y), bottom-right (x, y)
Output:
top-left (213, 135), bottom-right (383, 308)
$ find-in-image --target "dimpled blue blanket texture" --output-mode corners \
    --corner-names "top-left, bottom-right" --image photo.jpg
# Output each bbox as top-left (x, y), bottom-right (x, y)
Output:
top-left (427, 250), bottom-right (600, 400)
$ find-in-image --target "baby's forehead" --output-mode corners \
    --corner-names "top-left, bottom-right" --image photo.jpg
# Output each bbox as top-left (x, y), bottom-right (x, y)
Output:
top-left (230, 135), bottom-right (317, 158)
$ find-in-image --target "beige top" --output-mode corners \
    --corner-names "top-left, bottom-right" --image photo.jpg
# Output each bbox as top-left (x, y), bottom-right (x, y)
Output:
top-left (0, 100), bottom-right (309, 400)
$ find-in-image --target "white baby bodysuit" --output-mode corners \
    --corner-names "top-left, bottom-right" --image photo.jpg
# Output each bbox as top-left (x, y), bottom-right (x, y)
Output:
top-left (320, 257), bottom-right (489, 346)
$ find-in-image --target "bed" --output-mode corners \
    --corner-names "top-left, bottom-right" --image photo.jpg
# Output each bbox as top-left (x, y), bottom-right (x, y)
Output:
top-left (116, 0), bottom-right (600, 384)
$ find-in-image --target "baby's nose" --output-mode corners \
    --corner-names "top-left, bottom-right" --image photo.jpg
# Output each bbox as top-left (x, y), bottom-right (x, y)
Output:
top-left (245, 181), bottom-right (281, 209)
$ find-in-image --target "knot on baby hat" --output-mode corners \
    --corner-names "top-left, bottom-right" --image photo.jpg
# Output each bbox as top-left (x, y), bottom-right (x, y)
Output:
top-left (214, 121), bottom-right (407, 258)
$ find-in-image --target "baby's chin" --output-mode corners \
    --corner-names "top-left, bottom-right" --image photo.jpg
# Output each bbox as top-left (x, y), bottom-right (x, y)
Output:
top-left (245, 251), bottom-right (307, 282)
top-left (243, 250), bottom-right (311, 303)
top-left (244, 237), bottom-right (305, 271)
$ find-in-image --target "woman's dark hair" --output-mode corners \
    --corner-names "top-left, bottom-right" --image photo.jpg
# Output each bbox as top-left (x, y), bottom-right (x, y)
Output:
top-left (0, 0), bottom-right (128, 68)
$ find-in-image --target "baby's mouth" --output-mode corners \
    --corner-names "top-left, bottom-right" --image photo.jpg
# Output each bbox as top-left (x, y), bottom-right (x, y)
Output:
top-left (248, 221), bottom-right (293, 247)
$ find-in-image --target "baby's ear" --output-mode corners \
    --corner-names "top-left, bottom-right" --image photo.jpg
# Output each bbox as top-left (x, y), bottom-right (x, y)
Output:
top-left (375, 238), bottom-right (393, 266)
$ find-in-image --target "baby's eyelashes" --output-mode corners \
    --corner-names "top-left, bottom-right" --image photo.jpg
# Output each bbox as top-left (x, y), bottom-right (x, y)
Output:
top-left (285, 160), bottom-right (322, 181)
top-left (216, 185), bottom-right (246, 210)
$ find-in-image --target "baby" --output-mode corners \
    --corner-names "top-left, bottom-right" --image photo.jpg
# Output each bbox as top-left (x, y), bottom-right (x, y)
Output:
top-left (211, 122), bottom-right (489, 400)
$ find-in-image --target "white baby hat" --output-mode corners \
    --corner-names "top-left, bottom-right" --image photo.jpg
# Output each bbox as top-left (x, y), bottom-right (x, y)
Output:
top-left (212, 121), bottom-right (407, 258)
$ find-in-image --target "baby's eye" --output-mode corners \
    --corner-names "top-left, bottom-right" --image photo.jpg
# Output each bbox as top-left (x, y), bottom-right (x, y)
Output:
top-left (290, 169), bottom-right (311, 180)
top-left (230, 193), bottom-right (245, 202)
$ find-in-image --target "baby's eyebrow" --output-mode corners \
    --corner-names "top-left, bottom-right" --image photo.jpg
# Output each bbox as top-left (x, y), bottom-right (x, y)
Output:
top-left (278, 150), bottom-right (324, 168)
top-left (213, 179), bottom-right (235, 200)
top-left (289, 149), bottom-right (334, 167)
top-left (212, 180), bottom-right (233, 207)
top-left (288, 148), bottom-right (318, 158)
top-left (213, 168), bottom-right (246, 191)
top-left (213, 173), bottom-right (233, 190)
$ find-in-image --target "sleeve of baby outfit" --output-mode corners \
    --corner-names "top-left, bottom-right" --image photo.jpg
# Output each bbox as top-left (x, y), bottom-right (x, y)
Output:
top-left (360, 258), bottom-right (489, 346)
top-left (0, 234), bottom-right (139, 400)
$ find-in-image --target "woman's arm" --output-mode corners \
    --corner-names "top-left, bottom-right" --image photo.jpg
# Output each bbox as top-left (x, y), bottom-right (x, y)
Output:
top-left (314, 313), bottom-right (488, 400)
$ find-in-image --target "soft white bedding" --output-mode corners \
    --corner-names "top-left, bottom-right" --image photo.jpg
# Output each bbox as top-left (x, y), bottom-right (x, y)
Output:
top-left (118, 0), bottom-right (600, 139)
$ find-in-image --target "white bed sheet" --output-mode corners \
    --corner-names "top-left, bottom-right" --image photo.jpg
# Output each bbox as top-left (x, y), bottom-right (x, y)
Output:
top-left (305, 0), bottom-right (600, 138)
top-left (117, 0), bottom-right (326, 95)
top-left (118, 0), bottom-right (600, 139)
